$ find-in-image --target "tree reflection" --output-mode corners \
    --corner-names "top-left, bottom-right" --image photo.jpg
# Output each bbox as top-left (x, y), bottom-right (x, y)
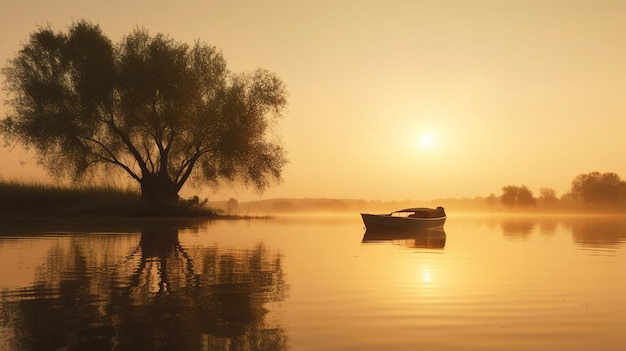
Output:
top-left (0, 222), bottom-right (288, 351)
top-left (537, 218), bottom-right (559, 236)
top-left (500, 219), bottom-right (536, 237)
top-left (568, 218), bottom-right (626, 248)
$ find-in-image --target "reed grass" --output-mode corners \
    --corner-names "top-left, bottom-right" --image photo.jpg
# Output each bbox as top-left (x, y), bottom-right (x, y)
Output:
top-left (0, 179), bottom-right (218, 218)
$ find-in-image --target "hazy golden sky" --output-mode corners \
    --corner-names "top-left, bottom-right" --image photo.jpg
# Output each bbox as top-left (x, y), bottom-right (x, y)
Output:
top-left (1, 0), bottom-right (625, 201)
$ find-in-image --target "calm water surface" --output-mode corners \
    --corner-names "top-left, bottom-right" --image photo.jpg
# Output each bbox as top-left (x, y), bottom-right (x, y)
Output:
top-left (1, 214), bottom-right (625, 350)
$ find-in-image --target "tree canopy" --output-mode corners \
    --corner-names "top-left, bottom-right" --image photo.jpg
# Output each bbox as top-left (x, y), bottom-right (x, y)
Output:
top-left (1, 21), bottom-right (288, 204)
top-left (569, 172), bottom-right (626, 205)
top-left (499, 185), bottom-right (535, 208)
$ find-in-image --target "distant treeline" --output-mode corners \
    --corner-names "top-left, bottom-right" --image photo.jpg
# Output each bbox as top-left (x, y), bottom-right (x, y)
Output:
top-left (209, 198), bottom-right (437, 215)
top-left (4, 171), bottom-right (625, 216)
top-left (211, 171), bottom-right (626, 214)
top-left (207, 196), bottom-right (527, 214)
top-left (491, 171), bottom-right (626, 212)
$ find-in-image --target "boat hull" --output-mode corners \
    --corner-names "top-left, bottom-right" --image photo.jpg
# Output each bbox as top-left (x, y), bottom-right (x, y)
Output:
top-left (360, 213), bottom-right (446, 231)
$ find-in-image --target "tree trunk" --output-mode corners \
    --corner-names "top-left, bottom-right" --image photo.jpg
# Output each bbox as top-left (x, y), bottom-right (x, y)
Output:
top-left (140, 173), bottom-right (179, 205)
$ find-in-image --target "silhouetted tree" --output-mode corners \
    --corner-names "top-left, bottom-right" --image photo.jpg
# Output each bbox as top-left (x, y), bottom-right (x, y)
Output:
top-left (1, 21), bottom-right (288, 205)
top-left (226, 198), bottom-right (239, 214)
top-left (500, 185), bottom-right (535, 208)
top-left (539, 188), bottom-right (557, 201)
top-left (537, 187), bottom-right (559, 208)
top-left (570, 172), bottom-right (626, 206)
top-left (485, 193), bottom-right (499, 210)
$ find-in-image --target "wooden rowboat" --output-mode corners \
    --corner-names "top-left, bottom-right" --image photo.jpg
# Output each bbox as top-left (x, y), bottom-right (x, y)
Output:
top-left (360, 206), bottom-right (446, 231)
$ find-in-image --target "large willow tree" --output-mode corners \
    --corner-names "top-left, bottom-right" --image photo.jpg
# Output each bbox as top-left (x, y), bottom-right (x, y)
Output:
top-left (1, 21), bottom-right (287, 204)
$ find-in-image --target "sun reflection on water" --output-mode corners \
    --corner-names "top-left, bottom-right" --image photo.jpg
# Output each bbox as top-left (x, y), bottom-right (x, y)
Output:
top-left (421, 265), bottom-right (432, 283)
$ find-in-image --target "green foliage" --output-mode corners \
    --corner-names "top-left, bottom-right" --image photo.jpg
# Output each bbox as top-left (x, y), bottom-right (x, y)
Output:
top-left (2, 20), bottom-right (288, 205)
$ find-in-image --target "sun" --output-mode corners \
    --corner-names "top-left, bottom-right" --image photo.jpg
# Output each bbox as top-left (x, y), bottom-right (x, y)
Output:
top-left (417, 131), bottom-right (437, 150)
top-left (408, 128), bottom-right (440, 153)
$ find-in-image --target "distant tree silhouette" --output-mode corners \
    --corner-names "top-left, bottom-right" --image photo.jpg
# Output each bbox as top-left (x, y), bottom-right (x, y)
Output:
top-left (570, 172), bottom-right (626, 206)
top-left (500, 185), bottom-right (535, 208)
top-left (539, 188), bottom-right (557, 201)
top-left (560, 192), bottom-right (574, 202)
top-left (1, 21), bottom-right (288, 205)
top-left (226, 198), bottom-right (239, 213)
top-left (485, 193), bottom-right (499, 209)
top-left (537, 187), bottom-right (559, 208)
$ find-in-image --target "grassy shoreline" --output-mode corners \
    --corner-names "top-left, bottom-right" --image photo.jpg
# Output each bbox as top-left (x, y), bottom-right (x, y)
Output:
top-left (0, 180), bottom-right (221, 219)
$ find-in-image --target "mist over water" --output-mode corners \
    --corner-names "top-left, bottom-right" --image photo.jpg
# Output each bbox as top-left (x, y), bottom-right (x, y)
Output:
top-left (1, 214), bottom-right (625, 350)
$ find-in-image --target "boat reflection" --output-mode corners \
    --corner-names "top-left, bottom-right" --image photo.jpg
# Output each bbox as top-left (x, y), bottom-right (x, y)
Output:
top-left (362, 227), bottom-right (446, 249)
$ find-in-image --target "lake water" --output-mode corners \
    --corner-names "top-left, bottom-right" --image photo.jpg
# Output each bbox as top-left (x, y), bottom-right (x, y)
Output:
top-left (1, 214), bottom-right (625, 350)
